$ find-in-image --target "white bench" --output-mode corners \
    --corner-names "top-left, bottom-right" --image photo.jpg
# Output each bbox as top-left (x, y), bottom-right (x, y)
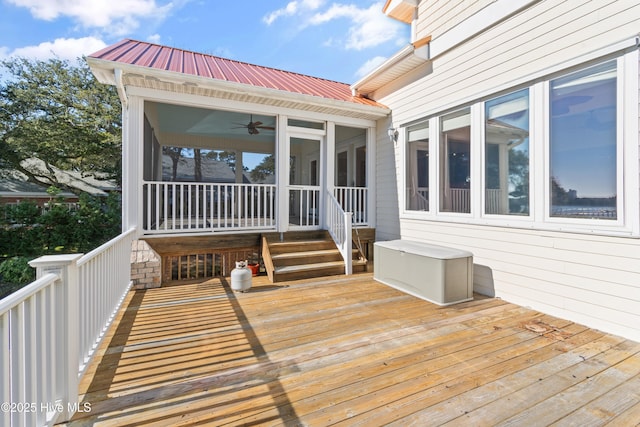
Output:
top-left (374, 240), bottom-right (473, 306)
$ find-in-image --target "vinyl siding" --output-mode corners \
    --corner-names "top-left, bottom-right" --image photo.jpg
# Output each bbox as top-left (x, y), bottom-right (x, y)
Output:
top-left (396, 220), bottom-right (640, 341)
top-left (377, 0), bottom-right (639, 123)
top-left (374, 0), bottom-right (640, 341)
top-left (374, 122), bottom-right (401, 241)
top-left (415, 0), bottom-right (495, 41)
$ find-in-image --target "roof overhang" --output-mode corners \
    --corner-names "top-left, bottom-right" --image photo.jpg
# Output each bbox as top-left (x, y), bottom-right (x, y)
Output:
top-left (87, 57), bottom-right (390, 122)
top-left (351, 36), bottom-right (431, 98)
top-left (382, 0), bottom-right (418, 23)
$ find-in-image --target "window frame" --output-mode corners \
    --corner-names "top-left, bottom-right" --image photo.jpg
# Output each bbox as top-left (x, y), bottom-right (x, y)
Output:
top-left (398, 50), bottom-right (640, 237)
top-left (543, 58), bottom-right (625, 229)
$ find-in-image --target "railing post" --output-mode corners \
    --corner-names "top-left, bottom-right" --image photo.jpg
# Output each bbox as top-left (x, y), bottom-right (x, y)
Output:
top-left (344, 212), bottom-right (353, 275)
top-left (29, 254), bottom-right (82, 423)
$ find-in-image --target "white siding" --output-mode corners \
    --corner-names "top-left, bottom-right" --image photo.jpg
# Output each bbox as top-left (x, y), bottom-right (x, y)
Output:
top-left (375, 121), bottom-right (401, 240)
top-left (375, 0), bottom-right (640, 341)
top-left (415, 0), bottom-right (494, 40)
top-left (378, 0), bottom-right (640, 122)
top-left (396, 220), bottom-right (640, 341)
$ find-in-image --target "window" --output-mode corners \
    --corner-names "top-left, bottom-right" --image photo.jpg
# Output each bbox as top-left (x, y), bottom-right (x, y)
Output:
top-left (485, 89), bottom-right (530, 215)
top-left (550, 61), bottom-right (617, 220)
top-left (401, 55), bottom-right (634, 234)
top-left (406, 123), bottom-right (430, 211)
top-left (440, 108), bottom-right (471, 213)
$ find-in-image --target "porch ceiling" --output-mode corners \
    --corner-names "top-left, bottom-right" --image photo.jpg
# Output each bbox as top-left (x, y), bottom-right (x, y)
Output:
top-left (155, 103), bottom-right (275, 143)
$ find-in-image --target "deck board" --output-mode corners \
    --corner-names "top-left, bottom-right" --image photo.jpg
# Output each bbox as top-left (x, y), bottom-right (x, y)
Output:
top-left (65, 273), bottom-right (640, 426)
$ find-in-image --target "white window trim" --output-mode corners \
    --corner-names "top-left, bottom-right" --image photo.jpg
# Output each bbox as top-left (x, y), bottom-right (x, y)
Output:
top-left (400, 49), bottom-right (640, 238)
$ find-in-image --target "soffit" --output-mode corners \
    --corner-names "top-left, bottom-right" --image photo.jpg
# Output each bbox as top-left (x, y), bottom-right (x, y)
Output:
top-left (351, 37), bottom-right (430, 98)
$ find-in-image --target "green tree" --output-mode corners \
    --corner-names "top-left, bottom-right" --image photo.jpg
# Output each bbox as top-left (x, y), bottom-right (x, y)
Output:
top-left (0, 57), bottom-right (122, 188)
top-left (250, 154), bottom-right (275, 182)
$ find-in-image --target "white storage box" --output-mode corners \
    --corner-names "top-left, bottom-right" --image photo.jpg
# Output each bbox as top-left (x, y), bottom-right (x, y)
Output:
top-left (374, 240), bottom-right (473, 306)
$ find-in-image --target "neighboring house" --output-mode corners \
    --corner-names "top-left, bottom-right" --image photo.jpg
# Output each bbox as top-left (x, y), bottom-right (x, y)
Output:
top-left (160, 154), bottom-right (252, 183)
top-left (0, 158), bottom-right (117, 207)
top-left (87, 0), bottom-right (640, 341)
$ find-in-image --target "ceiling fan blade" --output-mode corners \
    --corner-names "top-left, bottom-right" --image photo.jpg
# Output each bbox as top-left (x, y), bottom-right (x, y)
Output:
top-left (252, 121), bottom-right (263, 126)
top-left (256, 125), bottom-right (275, 130)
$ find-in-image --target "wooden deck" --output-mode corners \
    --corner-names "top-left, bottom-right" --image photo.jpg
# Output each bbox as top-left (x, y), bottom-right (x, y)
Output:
top-left (66, 273), bottom-right (640, 426)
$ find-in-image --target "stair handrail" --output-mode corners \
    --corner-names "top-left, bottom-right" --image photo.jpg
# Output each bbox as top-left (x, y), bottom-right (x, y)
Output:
top-left (326, 191), bottom-right (352, 275)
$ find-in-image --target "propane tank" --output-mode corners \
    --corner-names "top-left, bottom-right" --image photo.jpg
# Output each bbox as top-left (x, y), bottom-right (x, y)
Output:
top-left (231, 260), bottom-right (252, 292)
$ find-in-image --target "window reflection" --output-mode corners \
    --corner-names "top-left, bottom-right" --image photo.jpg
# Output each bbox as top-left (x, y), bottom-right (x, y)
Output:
top-left (485, 89), bottom-right (530, 215)
top-left (550, 61), bottom-right (617, 220)
top-left (440, 109), bottom-right (471, 213)
top-left (406, 123), bottom-right (429, 211)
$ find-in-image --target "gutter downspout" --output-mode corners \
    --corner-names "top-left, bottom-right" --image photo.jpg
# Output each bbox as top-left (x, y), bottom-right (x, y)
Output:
top-left (114, 68), bottom-right (128, 109)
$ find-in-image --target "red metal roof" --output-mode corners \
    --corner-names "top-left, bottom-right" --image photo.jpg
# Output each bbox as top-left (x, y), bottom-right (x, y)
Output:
top-left (89, 39), bottom-right (382, 108)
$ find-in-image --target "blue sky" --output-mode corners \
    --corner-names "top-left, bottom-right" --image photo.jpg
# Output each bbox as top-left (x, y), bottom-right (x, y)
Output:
top-left (0, 0), bottom-right (410, 84)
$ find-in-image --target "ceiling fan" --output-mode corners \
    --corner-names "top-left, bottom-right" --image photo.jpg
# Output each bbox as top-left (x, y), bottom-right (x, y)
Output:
top-left (232, 115), bottom-right (275, 135)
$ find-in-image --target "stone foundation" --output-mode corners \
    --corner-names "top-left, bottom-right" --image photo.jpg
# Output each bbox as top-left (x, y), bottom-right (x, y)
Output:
top-left (130, 240), bottom-right (161, 289)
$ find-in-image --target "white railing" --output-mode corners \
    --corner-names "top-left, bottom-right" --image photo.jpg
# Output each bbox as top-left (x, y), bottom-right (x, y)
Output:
top-left (326, 191), bottom-right (352, 275)
top-left (143, 181), bottom-right (276, 234)
top-left (406, 188), bottom-right (429, 211)
top-left (0, 228), bottom-right (136, 426)
top-left (485, 189), bottom-right (505, 214)
top-left (334, 187), bottom-right (368, 226)
top-left (76, 228), bottom-right (136, 375)
top-left (447, 188), bottom-right (470, 213)
top-left (289, 186), bottom-right (320, 227)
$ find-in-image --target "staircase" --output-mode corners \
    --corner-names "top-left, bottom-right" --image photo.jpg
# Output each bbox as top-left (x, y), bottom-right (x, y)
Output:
top-left (262, 230), bottom-right (367, 282)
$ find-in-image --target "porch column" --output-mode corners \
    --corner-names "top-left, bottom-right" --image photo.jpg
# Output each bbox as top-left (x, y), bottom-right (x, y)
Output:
top-left (123, 95), bottom-right (144, 234)
top-left (324, 122), bottom-right (336, 229)
top-left (235, 151), bottom-right (244, 183)
top-left (276, 115), bottom-right (289, 232)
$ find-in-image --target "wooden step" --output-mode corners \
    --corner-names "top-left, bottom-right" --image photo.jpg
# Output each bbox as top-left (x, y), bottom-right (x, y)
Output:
top-left (271, 248), bottom-right (343, 266)
top-left (262, 230), bottom-right (368, 283)
top-left (268, 239), bottom-right (336, 254)
top-left (273, 259), bottom-right (367, 282)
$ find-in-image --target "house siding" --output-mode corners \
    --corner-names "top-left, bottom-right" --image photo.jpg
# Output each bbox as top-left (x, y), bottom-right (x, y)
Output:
top-left (375, 0), bottom-right (640, 341)
top-left (377, 0), bottom-right (639, 122)
top-left (415, 0), bottom-right (495, 41)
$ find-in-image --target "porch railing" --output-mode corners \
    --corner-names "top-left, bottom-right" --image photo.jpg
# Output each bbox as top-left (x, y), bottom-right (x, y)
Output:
top-left (485, 189), bottom-right (505, 214)
top-left (288, 186), bottom-right (320, 227)
top-left (444, 188), bottom-right (470, 213)
top-left (406, 188), bottom-right (429, 211)
top-left (334, 187), bottom-right (368, 226)
top-left (326, 191), bottom-right (352, 275)
top-left (143, 181), bottom-right (276, 234)
top-left (1, 228), bottom-right (136, 426)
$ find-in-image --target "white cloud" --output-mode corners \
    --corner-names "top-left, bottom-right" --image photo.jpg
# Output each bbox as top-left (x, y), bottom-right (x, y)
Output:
top-left (7, 0), bottom-right (174, 36)
top-left (147, 34), bottom-right (162, 44)
top-left (0, 37), bottom-right (107, 61)
top-left (310, 2), bottom-right (404, 50)
top-left (263, 0), bottom-right (324, 25)
top-left (355, 55), bottom-right (387, 79)
top-left (264, 1), bottom-right (405, 50)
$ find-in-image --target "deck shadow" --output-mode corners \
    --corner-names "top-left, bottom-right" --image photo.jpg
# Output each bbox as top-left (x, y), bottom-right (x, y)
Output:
top-left (69, 278), bottom-right (300, 426)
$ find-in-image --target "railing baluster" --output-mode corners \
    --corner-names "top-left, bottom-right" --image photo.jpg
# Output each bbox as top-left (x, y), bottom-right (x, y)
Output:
top-left (143, 181), bottom-right (278, 233)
